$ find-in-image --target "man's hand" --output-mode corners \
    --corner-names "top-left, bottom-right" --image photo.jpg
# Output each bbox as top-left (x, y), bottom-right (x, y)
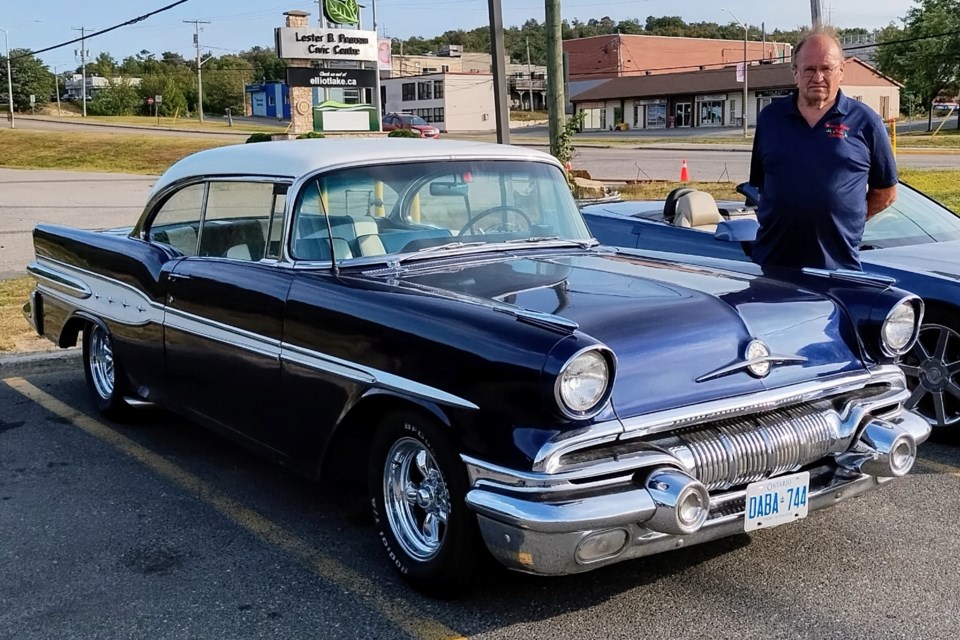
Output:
top-left (867, 184), bottom-right (897, 219)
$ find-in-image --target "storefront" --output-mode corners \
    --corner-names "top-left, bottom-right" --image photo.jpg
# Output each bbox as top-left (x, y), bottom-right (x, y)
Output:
top-left (577, 101), bottom-right (605, 130)
top-left (632, 99), bottom-right (667, 129)
top-left (696, 94), bottom-right (727, 127)
top-left (756, 88), bottom-right (794, 114)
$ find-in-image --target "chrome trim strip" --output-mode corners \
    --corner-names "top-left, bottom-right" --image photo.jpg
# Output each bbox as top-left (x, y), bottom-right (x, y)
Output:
top-left (801, 267), bottom-right (896, 286)
top-left (695, 353), bottom-right (809, 383)
top-left (28, 262), bottom-right (93, 299)
top-left (163, 308), bottom-right (281, 360)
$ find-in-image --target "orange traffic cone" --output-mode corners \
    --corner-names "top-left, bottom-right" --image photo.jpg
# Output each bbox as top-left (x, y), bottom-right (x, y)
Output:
top-left (679, 159), bottom-right (690, 182)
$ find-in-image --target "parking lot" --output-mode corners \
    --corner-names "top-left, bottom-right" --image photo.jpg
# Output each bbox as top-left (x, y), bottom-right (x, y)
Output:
top-left (2, 356), bottom-right (959, 640)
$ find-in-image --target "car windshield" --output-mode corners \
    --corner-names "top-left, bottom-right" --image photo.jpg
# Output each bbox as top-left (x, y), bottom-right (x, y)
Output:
top-left (401, 115), bottom-right (428, 126)
top-left (862, 183), bottom-right (960, 248)
top-left (290, 159), bottom-right (593, 263)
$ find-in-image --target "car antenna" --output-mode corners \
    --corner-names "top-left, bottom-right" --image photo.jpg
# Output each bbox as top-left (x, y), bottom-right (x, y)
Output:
top-left (317, 181), bottom-right (340, 277)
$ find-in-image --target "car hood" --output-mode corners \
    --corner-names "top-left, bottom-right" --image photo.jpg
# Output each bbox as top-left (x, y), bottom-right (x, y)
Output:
top-left (864, 240), bottom-right (960, 281)
top-left (397, 251), bottom-right (862, 419)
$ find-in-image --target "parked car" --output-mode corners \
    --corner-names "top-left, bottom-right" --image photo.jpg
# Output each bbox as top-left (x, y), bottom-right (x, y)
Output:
top-left (581, 182), bottom-right (960, 431)
top-left (24, 139), bottom-right (929, 595)
top-left (382, 112), bottom-right (440, 138)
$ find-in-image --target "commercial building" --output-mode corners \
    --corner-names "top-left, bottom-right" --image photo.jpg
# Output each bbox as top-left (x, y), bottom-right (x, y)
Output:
top-left (63, 74), bottom-right (141, 101)
top-left (244, 82), bottom-right (291, 119)
top-left (571, 57), bottom-right (901, 130)
top-left (381, 72), bottom-right (495, 131)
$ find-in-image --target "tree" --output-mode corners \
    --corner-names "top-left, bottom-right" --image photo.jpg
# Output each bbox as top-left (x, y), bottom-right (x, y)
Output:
top-left (0, 49), bottom-right (52, 111)
top-left (203, 56), bottom-right (254, 114)
top-left (88, 52), bottom-right (117, 78)
top-left (875, 0), bottom-right (960, 129)
top-left (137, 72), bottom-right (188, 117)
top-left (87, 77), bottom-right (141, 115)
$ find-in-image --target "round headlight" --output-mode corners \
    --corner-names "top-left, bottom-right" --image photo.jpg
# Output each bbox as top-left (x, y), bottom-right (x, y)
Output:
top-left (557, 349), bottom-right (611, 417)
top-left (881, 300), bottom-right (919, 356)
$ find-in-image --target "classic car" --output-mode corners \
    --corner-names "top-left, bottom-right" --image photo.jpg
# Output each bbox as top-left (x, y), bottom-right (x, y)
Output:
top-left (582, 182), bottom-right (960, 431)
top-left (24, 138), bottom-right (930, 595)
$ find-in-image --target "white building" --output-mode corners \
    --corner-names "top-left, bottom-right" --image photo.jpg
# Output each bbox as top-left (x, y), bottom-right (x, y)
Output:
top-left (63, 74), bottom-right (141, 101)
top-left (382, 73), bottom-right (496, 132)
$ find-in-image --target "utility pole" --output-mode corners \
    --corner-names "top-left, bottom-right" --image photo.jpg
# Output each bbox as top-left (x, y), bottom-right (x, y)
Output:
top-left (545, 0), bottom-right (565, 159)
top-left (526, 37), bottom-right (532, 111)
top-left (72, 27), bottom-right (88, 117)
top-left (184, 20), bottom-right (211, 123)
top-left (810, 0), bottom-right (824, 28)
top-left (487, 0), bottom-right (510, 144)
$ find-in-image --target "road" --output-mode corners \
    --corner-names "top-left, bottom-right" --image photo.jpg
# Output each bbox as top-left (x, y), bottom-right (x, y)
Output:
top-left (1, 358), bottom-right (959, 640)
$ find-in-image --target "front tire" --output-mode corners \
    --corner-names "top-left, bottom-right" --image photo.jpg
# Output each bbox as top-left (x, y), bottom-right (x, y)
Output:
top-left (82, 322), bottom-right (129, 419)
top-left (900, 309), bottom-right (960, 429)
top-left (368, 409), bottom-right (481, 596)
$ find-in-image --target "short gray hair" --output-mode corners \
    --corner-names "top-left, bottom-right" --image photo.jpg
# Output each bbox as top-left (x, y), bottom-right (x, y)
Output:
top-left (792, 27), bottom-right (843, 69)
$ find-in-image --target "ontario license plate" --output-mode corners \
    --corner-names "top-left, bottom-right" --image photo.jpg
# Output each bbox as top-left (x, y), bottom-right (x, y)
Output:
top-left (743, 471), bottom-right (810, 532)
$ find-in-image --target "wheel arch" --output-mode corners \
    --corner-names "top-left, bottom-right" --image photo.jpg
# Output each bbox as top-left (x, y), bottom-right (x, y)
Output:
top-left (316, 389), bottom-right (455, 487)
top-left (59, 311), bottom-right (108, 348)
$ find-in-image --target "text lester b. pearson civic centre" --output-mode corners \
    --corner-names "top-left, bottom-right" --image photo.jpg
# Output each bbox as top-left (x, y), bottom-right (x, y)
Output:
top-left (293, 31), bottom-right (370, 56)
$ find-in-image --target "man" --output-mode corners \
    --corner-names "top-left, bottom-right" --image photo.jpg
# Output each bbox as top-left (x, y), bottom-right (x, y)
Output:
top-left (748, 30), bottom-right (898, 270)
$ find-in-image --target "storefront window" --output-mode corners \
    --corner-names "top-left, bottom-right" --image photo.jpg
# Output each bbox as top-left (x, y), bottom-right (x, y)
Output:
top-left (698, 101), bottom-right (723, 126)
top-left (646, 103), bottom-right (666, 128)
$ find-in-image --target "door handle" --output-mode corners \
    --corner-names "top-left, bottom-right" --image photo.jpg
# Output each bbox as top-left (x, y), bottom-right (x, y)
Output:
top-left (167, 273), bottom-right (192, 282)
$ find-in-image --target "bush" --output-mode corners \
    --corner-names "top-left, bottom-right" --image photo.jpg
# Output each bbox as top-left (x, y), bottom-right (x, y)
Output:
top-left (388, 128), bottom-right (420, 138)
top-left (296, 131), bottom-right (325, 139)
top-left (245, 132), bottom-right (273, 144)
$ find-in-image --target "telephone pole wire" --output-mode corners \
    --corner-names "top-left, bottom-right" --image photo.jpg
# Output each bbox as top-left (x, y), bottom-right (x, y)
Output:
top-left (184, 19), bottom-right (211, 123)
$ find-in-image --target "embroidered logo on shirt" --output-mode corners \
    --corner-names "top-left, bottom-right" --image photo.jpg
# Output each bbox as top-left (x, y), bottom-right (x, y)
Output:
top-left (825, 122), bottom-right (850, 139)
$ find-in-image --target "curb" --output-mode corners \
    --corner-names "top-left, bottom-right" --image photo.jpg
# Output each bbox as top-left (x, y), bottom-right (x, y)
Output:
top-left (17, 115), bottom-right (257, 137)
top-left (0, 348), bottom-right (80, 367)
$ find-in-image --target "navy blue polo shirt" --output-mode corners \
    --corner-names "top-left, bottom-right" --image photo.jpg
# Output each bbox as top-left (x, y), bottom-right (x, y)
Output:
top-left (748, 90), bottom-right (897, 270)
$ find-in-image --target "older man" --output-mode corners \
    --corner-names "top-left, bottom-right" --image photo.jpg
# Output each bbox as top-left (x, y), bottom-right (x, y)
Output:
top-left (748, 30), bottom-right (898, 270)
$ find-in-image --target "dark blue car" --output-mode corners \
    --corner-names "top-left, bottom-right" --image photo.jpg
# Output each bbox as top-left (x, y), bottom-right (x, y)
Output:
top-left (582, 182), bottom-right (960, 431)
top-left (24, 140), bottom-right (930, 595)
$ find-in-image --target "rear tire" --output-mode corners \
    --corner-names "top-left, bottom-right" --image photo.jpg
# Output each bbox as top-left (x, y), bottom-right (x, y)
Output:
top-left (368, 409), bottom-right (481, 597)
top-left (82, 322), bottom-right (130, 419)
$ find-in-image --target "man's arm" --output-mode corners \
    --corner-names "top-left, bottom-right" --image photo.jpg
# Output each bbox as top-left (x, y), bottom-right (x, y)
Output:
top-left (866, 184), bottom-right (897, 219)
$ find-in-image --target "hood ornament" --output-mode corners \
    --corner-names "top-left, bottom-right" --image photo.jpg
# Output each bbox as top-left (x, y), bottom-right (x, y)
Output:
top-left (696, 338), bottom-right (808, 383)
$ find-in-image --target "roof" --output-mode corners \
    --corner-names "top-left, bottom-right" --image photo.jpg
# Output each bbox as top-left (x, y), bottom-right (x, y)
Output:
top-left (570, 58), bottom-right (900, 103)
top-left (149, 138), bottom-right (559, 198)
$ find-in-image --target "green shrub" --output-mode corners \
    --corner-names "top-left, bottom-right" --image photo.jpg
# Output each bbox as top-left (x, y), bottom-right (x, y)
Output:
top-left (245, 132), bottom-right (273, 144)
top-left (296, 131), bottom-right (325, 139)
top-left (388, 128), bottom-right (420, 138)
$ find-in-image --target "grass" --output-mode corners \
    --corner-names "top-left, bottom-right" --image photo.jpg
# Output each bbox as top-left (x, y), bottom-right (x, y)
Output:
top-left (901, 168), bottom-right (960, 212)
top-left (0, 277), bottom-right (51, 353)
top-left (0, 130), bottom-right (234, 174)
top-left (80, 114), bottom-right (288, 134)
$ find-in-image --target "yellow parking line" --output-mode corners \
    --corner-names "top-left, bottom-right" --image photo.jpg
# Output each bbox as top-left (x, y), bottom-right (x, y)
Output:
top-left (4, 377), bottom-right (465, 640)
top-left (915, 457), bottom-right (960, 477)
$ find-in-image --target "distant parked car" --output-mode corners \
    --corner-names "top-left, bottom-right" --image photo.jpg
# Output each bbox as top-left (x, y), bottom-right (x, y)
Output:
top-left (581, 181), bottom-right (960, 430)
top-left (382, 112), bottom-right (440, 138)
top-left (24, 139), bottom-right (929, 595)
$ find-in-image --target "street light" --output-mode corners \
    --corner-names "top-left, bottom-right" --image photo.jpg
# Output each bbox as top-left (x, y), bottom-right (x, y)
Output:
top-left (722, 8), bottom-right (749, 139)
top-left (1, 27), bottom-right (14, 129)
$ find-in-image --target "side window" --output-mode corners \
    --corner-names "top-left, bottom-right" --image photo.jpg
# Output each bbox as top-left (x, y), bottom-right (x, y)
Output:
top-left (148, 183), bottom-right (204, 256)
top-left (198, 182), bottom-right (277, 261)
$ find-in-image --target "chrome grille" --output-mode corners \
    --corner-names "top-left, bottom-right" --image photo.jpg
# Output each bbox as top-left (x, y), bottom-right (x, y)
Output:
top-left (650, 405), bottom-right (840, 490)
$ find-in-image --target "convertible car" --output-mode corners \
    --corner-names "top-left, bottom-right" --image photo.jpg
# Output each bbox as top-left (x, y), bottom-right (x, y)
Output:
top-left (24, 139), bottom-right (930, 595)
top-left (583, 183), bottom-right (960, 431)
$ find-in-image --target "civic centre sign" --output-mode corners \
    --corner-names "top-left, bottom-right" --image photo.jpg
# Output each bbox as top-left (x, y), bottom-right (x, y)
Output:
top-left (286, 67), bottom-right (378, 88)
top-left (275, 27), bottom-right (378, 62)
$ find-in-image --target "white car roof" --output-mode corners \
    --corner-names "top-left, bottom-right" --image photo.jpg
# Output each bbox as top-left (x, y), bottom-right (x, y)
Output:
top-left (149, 138), bottom-right (561, 198)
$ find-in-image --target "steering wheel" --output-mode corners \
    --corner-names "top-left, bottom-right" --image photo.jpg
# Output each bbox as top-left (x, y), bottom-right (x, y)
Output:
top-left (458, 205), bottom-right (532, 236)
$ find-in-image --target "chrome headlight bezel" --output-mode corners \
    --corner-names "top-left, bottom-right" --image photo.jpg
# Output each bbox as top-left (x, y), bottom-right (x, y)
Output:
top-left (554, 346), bottom-right (615, 420)
top-left (880, 295), bottom-right (923, 357)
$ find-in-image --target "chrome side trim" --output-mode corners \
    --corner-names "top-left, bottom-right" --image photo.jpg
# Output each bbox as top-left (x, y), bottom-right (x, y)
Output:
top-left (28, 261), bottom-right (93, 299)
top-left (801, 267), bottom-right (896, 286)
top-left (32, 257), bottom-right (477, 412)
top-left (696, 353), bottom-right (808, 383)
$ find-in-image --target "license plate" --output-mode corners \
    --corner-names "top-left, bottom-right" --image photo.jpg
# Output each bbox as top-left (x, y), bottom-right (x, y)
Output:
top-left (743, 471), bottom-right (810, 532)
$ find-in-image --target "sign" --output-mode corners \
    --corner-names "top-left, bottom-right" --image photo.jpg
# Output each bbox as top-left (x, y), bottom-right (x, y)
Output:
top-left (155, 95), bottom-right (163, 104)
top-left (378, 38), bottom-right (392, 71)
top-left (322, 0), bottom-right (360, 25)
top-left (577, 101), bottom-right (604, 110)
top-left (696, 94), bottom-right (728, 102)
top-left (147, 97), bottom-right (154, 105)
top-left (634, 99), bottom-right (666, 106)
top-left (286, 67), bottom-right (377, 89)
top-left (756, 88), bottom-right (794, 98)
top-left (29, 95), bottom-right (35, 104)
top-left (275, 27), bottom-right (378, 62)
top-left (736, 62), bottom-right (745, 83)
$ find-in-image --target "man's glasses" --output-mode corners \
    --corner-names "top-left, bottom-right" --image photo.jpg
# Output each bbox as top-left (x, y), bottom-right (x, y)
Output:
top-left (795, 65), bottom-right (841, 78)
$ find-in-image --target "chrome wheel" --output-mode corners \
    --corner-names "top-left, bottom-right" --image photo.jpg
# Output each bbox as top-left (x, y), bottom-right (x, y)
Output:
top-left (901, 322), bottom-right (960, 428)
top-left (87, 324), bottom-right (116, 401)
top-left (382, 437), bottom-right (450, 561)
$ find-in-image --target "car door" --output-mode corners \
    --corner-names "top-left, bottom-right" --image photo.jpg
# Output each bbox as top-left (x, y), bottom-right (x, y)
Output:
top-left (161, 179), bottom-right (295, 450)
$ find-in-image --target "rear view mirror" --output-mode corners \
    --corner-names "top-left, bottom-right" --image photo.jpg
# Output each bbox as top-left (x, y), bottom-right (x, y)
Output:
top-left (429, 182), bottom-right (469, 197)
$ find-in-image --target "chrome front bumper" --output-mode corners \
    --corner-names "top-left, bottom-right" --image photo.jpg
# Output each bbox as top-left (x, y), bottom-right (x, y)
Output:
top-left (463, 377), bottom-right (931, 576)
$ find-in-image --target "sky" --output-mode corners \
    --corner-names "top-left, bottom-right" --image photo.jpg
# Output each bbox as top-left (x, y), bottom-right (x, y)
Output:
top-left (4, 0), bottom-right (918, 70)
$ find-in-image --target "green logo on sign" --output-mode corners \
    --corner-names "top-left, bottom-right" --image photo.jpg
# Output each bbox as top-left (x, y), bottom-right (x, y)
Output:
top-left (323, 0), bottom-right (360, 25)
